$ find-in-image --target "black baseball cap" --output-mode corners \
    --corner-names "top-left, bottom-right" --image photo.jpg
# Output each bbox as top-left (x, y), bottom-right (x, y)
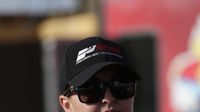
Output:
top-left (61, 37), bottom-right (139, 88)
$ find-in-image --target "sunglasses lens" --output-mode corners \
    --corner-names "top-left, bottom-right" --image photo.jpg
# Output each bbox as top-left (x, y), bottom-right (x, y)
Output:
top-left (77, 84), bottom-right (104, 103)
top-left (76, 80), bottom-right (136, 103)
top-left (111, 81), bottom-right (135, 99)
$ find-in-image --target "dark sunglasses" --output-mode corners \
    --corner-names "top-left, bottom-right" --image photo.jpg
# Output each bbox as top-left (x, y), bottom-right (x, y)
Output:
top-left (63, 79), bottom-right (137, 104)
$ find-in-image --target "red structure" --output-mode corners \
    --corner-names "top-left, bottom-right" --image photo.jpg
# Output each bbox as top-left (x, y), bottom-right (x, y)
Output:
top-left (102, 0), bottom-right (200, 112)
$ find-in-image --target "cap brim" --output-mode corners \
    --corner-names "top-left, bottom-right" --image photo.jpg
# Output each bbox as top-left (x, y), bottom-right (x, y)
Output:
top-left (69, 62), bottom-right (136, 86)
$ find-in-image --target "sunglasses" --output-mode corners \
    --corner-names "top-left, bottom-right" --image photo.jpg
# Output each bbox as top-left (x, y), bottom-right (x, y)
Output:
top-left (63, 79), bottom-right (137, 104)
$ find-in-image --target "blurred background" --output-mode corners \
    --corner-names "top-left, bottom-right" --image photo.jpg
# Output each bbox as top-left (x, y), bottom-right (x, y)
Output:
top-left (0, 0), bottom-right (200, 112)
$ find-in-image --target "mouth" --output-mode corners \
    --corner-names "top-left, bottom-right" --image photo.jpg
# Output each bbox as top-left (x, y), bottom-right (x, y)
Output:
top-left (104, 110), bottom-right (120, 112)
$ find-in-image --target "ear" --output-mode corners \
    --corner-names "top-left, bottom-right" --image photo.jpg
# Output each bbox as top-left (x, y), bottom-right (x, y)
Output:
top-left (59, 95), bottom-right (72, 112)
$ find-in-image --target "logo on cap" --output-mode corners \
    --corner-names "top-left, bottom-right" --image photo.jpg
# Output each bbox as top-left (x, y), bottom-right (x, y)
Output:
top-left (76, 44), bottom-right (124, 65)
top-left (76, 45), bottom-right (96, 64)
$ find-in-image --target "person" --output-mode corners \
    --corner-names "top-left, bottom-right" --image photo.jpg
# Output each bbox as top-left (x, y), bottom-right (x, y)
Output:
top-left (59, 37), bottom-right (140, 112)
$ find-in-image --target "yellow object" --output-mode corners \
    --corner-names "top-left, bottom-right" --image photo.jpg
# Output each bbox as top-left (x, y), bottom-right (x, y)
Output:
top-left (38, 13), bottom-right (99, 40)
top-left (190, 36), bottom-right (200, 59)
top-left (188, 14), bottom-right (200, 59)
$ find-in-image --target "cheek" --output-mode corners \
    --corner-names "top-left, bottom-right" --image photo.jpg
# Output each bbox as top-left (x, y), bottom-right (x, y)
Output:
top-left (118, 98), bottom-right (134, 112)
top-left (70, 95), bottom-right (100, 112)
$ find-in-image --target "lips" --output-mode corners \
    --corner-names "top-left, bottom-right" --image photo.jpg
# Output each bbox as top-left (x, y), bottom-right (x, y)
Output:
top-left (104, 110), bottom-right (111, 112)
top-left (104, 110), bottom-right (112, 112)
top-left (104, 110), bottom-right (120, 112)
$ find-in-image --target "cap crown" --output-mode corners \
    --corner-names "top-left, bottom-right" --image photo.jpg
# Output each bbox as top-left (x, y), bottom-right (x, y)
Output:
top-left (62, 37), bottom-right (129, 86)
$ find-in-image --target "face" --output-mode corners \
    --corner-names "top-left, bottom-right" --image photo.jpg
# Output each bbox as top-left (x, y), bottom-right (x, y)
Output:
top-left (59, 66), bottom-right (135, 112)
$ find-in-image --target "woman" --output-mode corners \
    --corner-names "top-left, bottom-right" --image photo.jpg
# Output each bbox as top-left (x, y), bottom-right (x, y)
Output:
top-left (59, 37), bottom-right (140, 112)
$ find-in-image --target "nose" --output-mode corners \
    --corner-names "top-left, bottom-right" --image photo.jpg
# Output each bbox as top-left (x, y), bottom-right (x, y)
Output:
top-left (102, 88), bottom-right (116, 104)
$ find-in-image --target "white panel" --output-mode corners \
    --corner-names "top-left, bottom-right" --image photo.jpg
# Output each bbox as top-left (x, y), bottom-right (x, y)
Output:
top-left (0, 0), bottom-right (80, 15)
